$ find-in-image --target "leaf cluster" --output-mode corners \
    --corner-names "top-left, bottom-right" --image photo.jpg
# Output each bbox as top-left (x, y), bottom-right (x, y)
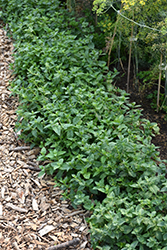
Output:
top-left (1, 0), bottom-right (167, 249)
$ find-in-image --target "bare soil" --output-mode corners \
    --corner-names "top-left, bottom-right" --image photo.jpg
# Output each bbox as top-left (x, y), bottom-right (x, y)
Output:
top-left (115, 72), bottom-right (167, 160)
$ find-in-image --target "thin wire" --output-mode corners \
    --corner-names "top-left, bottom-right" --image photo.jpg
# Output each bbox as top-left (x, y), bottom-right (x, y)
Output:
top-left (111, 4), bottom-right (163, 33)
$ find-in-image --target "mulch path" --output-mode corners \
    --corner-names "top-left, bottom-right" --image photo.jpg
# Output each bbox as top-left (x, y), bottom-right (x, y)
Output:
top-left (0, 26), bottom-right (92, 250)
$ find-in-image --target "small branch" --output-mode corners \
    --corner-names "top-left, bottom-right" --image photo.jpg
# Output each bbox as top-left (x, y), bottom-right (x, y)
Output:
top-left (13, 164), bottom-right (41, 172)
top-left (119, 58), bottom-right (126, 73)
top-left (127, 11), bottom-right (134, 93)
top-left (6, 203), bottom-right (28, 213)
top-left (12, 241), bottom-right (20, 250)
top-left (107, 3), bottom-right (122, 69)
top-left (0, 158), bottom-right (6, 166)
top-left (23, 165), bottom-right (41, 172)
top-left (27, 161), bottom-right (38, 167)
top-left (36, 232), bottom-right (51, 244)
top-left (157, 53), bottom-right (163, 112)
top-left (9, 146), bottom-right (31, 152)
top-left (65, 210), bottom-right (85, 218)
top-left (107, 29), bottom-right (116, 69)
top-left (47, 238), bottom-right (80, 250)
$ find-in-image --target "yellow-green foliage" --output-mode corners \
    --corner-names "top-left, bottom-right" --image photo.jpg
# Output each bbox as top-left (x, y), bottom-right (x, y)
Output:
top-left (93, 0), bottom-right (167, 91)
top-left (93, 0), bottom-right (148, 14)
top-left (93, 0), bottom-right (167, 52)
top-left (93, 0), bottom-right (110, 15)
top-left (93, 0), bottom-right (164, 14)
top-left (121, 0), bottom-right (147, 10)
top-left (97, 14), bottom-right (113, 33)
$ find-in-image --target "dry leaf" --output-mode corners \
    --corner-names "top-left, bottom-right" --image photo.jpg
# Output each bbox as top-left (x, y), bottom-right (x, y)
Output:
top-left (38, 225), bottom-right (55, 236)
top-left (79, 241), bottom-right (88, 249)
top-left (30, 223), bottom-right (38, 231)
top-left (1, 186), bottom-right (5, 198)
top-left (0, 203), bottom-right (2, 216)
top-left (5, 203), bottom-right (28, 213)
top-left (32, 198), bottom-right (38, 211)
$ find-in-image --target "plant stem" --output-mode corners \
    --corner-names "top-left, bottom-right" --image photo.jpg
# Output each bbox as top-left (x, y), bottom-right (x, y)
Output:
top-left (107, 4), bottom-right (122, 69)
top-left (107, 25), bottom-right (117, 69)
top-left (134, 29), bottom-right (138, 90)
top-left (165, 53), bottom-right (167, 105)
top-left (157, 53), bottom-right (163, 112)
top-left (127, 12), bottom-right (134, 93)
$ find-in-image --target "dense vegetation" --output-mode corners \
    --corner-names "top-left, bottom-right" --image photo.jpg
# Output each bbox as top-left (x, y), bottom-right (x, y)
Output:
top-left (93, 0), bottom-right (167, 110)
top-left (1, 0), bottom-right (167, 249)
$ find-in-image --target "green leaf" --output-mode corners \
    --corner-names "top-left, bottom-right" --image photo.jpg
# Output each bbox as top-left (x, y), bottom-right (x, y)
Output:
top-left (83, 172), bottom-right (91, 179)
top-left (156, 231), bottom-right (162, 241)
top-left (149, 185), bottom-right (159, 194)
top-left (50, 162), bottom-right (60, 170)
top-left (67, 129), bottom-right (74, 139)
top-left (60, 163), bottom-right (71, 171)
top-left (113, 115), bottom-right (124, 124)
top-left (53, 123), bottom-right (61, 136)
top-left (41, 147), bottom-right (46, 155)
top-left (137, 235), bottom-right (145, 244)
top-left (62, 123), bottom-right (73, 130)
top-left (101, 156), bottom-right (106, 164)
top-left (32, 129), bottom-right (37, 137)
top-left (139, 245), bottom-right (144, 250)
top-left (131, 241), bottom-right (138, 248)
top-left (122, 225), bottom-right (132, 234)
top-left (163, 232), bottom-right (167, 241)
top-left (83, 198), bottom-right (94, 210)
top-left (73, 116), bottom-right (81, 125)
top-left (38, 169), bottom-right (45, 177)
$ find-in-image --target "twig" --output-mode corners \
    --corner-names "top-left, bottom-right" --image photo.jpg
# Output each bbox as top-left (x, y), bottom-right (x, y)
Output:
top-left (5, 203), bottom-right (28, 213)
top-left (107, 3), bottom-right (122, 69)
top-left (12, 241), bottom-right (20, 250)
top-left (13, 164), bottom-right (41, 172)
top-left (13, 165), bottom-right (22, 172)
top-left (157, 53), bottom-right (163, 112)
top-left (23, 165), bottom-right (41, 172)
top-left (65, 210), bottom-right (85, 218)
top-left (36, 232), bottom-right (51, 244)
top-left (127, 11), bottom-right (134, 93)
top-left (27, 161), bottom-right (38, 167)
top-left (119, 58), bottom-right (126, 73)
top-left (9, 146), bottom-right (30, 152)
top-left (107, 27), bottom-right (117, 69)
top-left (47, 238), bottom-right (80, 250)
top-left (0, 158), bottom-right (6, 166)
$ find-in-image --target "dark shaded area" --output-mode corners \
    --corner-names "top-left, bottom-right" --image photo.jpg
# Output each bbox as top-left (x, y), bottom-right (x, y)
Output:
top-left (116, 71), bottom-right (167, 160)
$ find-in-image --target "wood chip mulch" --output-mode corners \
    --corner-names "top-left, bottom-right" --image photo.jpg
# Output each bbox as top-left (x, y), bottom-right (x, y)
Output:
top-left (0, 27), bottom-right (93, 250)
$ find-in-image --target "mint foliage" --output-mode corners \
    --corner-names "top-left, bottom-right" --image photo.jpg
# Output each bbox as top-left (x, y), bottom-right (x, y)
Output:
top-left (1, 0), bottom-right (167, 249)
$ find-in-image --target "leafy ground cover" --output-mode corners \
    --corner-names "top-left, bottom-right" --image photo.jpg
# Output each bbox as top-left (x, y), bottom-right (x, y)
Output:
top-left (1, 0), bottom-right (167, 249)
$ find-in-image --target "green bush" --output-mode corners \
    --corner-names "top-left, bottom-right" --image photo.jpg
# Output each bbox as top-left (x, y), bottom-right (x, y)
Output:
top-left (1, 0), bottom-right (167, 249)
